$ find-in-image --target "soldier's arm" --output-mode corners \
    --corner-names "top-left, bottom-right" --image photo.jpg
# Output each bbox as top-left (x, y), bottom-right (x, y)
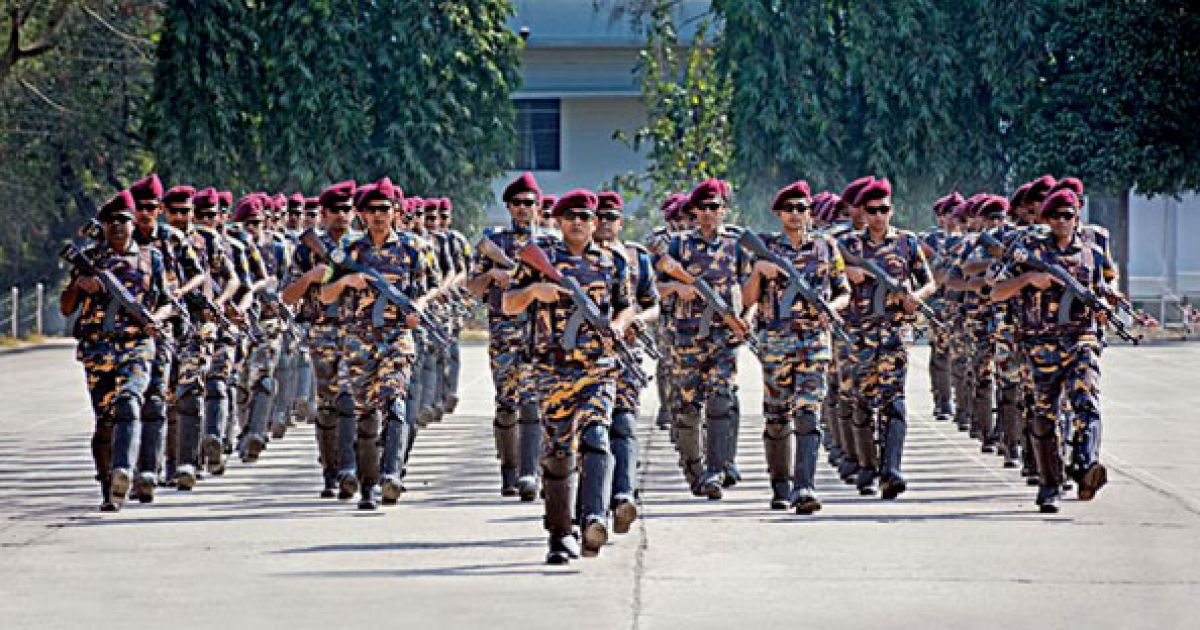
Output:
top-left (215, 258), bottom-right (240, 306)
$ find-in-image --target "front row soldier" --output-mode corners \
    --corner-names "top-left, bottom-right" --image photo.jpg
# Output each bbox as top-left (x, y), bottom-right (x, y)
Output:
top-left (990, 189), bottom-right (1110, 513)
top-left (61, 191), bottom-right (174, 511)
top-left (502, 189), bottom-right (635, 565)
top-left (742, 180), bottom-right (849, 513)
top-left (839, 178), bottom-right (936, 499)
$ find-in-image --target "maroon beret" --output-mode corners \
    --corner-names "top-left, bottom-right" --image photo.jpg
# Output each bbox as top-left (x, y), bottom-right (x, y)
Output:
top-left (270, 193), bottom-right (287, 212)
top-left (1051, 176), bottom-right (1084, 196)
top-left (540, 195), bottom-right (558, 217)
top-left (597, 191), bottom-right (623, 212)
top-left (233, 195), bottom-right (265, 222)
top-left (319, 180), bottom-right (356, 208)
top-left (961, 193), bottom-right (988, 217)
top-left (688, 178), bottom-right (730, 208)
top-left (841, 176), bottom-right (875, 208)
top-left (933, 191), bottom-right (964, 215)
top-left (129, 174), bottom-right (164, 202)
top-left (1010, 183), bottom-right (1031, 209)
top-left (771, 180), bottom-right (813, 211)
top-left (193, 187), bottom-right (219, 207)
top-left (356, 178), bottom-right (396, 208)
top-left (1025, 175), bottom-right (1057, 204)
top-left (288, 192), bottom-right (306, 210)
top-left (979, 195), bottom-right (1009, 218)
top-left (97, 190), bottom-right (136, 221)
top-left (1041, 190), bottom-right (1080, 217)
top-left (163, 185), bottom-right (196, 205)
top-left (218, 191), bottom-right (234, 209)
top-left (439, 197), bottom-right (452, 213)
top-left (422, 198), bottom-right (440, 214)
top-left (551, 188), bottom-right (598, 217)
top-left (303, 196), bottom-right (320, 211)
top-left (502, 172), bottom-right (541, 203)
top-left (855, 178), bottom-right (892, 206)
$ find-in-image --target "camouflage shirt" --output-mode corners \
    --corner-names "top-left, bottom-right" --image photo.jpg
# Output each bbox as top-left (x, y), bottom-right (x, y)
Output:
top-left (70, 241), bottom-right (169, 340)
top-left (840, 227), bottom-right (932, 326)
top-left (338, 230), bottom-right (428, 328)
top-left (655, 225), bottom-right (751, 337)
top-left (749, 230), bottom-right (849, 329)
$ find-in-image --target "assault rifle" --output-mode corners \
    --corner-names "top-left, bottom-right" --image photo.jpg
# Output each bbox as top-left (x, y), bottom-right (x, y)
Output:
top-left (300, 228), bottom-right (451, 348)
top-left (516, 243), bottom-right (650, 389)
top-left (836, 243), bottom-right (946, 329)
top-left (60, 242), bottom-right (174, 349)
top-left (737, 230), bottom-right (853, 345)
top-left (647, 242), bottom-right (761, 358)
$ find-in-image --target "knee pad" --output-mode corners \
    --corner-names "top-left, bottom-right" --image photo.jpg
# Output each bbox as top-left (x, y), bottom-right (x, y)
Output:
top-left (315, 411), bottom-right (338, 431)
top-left (762, 419), bottom-right (792, 441)
top-left (676, 411), bottom-right (702, 429)
top-left (334, 392), bottom-right (357, 418)
top-left (541, 449), bottom-right (574, 480)
top-left (357, 412), bottom-right (381, 440)
top-left (493, 409), bottom-right (518, 429)
top-left (518, 402), bottom-right (540, 425)
top-left (254, 376), bottom-right (277, 396)
top-left (705, 392), bottom-right (735, 419)
top-left (885, 398), bottom-right (907, 423)
top-left (114, 394), bottom-right (141, 423)
top-left (176, 390), bottom-right (203, 417)
top-left (578, 424), bottom-right (610, 455)
top-left (795, 409), bottom-right (820, 436)
top-left (610, 411), bottom-right (637, 440)
top-left (203, 378), bottom-right (227, 400)
top-left (142, 394), bottom-right (168, 423)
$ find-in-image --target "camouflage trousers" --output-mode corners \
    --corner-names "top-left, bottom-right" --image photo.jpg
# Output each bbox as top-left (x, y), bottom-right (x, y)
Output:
top-left (759, 327), bottom-right (831, 421)
top-left (966, 321), bottom-right (996, 440)
top-left (851, 324), bottom-right (909, 411)
top-left (1023, 334), bottom-right (1103, 484)
top-left (488, 320), bottom-right (536, 413)
top-left (654, 322), bottom-right (674, 426)
top-left (992, 326), bottom-right (1027, 458)
top-left (949, 322), bottom-right (973, 428)
top-left (77, 336), bottom-right (154, 478)
top-left (309, 324), bottom-right (347, 412)
top-left (928, 320), bottom-right (953, 415)
top-left (670, 330), bottom-right (739, 415)
top-left (534, 358), bottom-right (618, 455)
top-left (241, 322), bottom-right (284, 440)
top-left (615, 346), bottom-right (647, 414)
top-left (340, 327), bottom-right (417, 412)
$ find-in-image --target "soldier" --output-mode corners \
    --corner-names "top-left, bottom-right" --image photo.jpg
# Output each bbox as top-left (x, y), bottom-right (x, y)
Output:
top-left (61, 190), bottom-right (174, 511)
top-left (654, 179), bottom-right (752, 499)
top-left (540, 194), bottom-right (559, 236)
top-left (435, 198), bottom-right (473, 415)
top-left (920, 192), bottom-right (962, 424)
top-left (319, 178), bottom-right (430, 510)
top-left (466, 173), bottom-right (546, 499)
top-left (840, 178), bottom-right (936, 499)
top-left (647, 193), bottom-right (688, 432)
top-left (282, 181), bottom-right (358, 498)
top-left (414, 198), bottom-right (450, 427)
top-left (302, 196), bottom-right (322, 231)
top-left (742, 180), bottom-right (850, 513)
top-left (990, 189), bottom-right (1111, 512)
top-left (594, 190), bottom-right (659, 533)
top-left (502, 189), bottom-right (635, 564)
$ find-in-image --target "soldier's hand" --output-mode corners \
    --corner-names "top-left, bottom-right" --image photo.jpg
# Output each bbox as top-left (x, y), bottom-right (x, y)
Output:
top-left (658, 258), bottom-right (684, 278)
top-left (488, 268), bottom-right (512, 289)
top-left (75, 276), bottom-right (102, 294)
top-left (1095, 310), bottom-right (1109, 327)
top-left (307, 264), bottom-right (330, 281)
top-left (1026, 272), bottom-right (1056, 290)
top-left (673, 284), bottom-right (699, 302)
top-left (901, 292), bottom-right (921, 314)
top-left (818, 312), bottom-right (831, 329)
top-left (844, 266), bottom-right (868, 284)
top-left (405, 312), bottom-right (421, 328)
top-left (529, 282), bottom-right (567, 304)
top-left (343, 273), bottom-right (370, 291)
top-left (754, 260), bottom-right (784, 280)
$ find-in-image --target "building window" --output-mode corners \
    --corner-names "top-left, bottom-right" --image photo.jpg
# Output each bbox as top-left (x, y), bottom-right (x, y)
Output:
top-left (514, 98), bottom-right (560, 171)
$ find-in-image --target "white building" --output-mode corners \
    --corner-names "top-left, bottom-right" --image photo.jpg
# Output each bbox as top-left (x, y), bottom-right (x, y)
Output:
top-left (1127, 192), bottom-right (1200, 322)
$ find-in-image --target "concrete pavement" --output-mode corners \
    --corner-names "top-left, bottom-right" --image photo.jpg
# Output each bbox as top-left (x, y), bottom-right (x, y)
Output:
top-left (1, 341), bottom-right (1197, 629)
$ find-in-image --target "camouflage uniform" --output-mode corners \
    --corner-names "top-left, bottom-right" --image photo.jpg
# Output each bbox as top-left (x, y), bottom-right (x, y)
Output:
top-left (841, 227), bottom-right (932, 498)
top-left (823, 220), bottom-right (860, 481)
top-left (919, 226), bottom-right (954, 419)
top-left (440, 229), bottom-right (473, 412)
top-left (227, 226), bottom-right (282, 463)
top-left (333, 230), bottom-right (427, 508)
top-left (956, 232), bottom-right (997, 447)
top-left (659, 226), bottom-right (751, 497)
top-left (646, 226), bottom-right (675, 431)
top-left (510, 237), bottom-right (630, 551)
top-left (1007, 228), bottom-right (1113, 509)
top-left (68, 240), bottom-right (169, 509)
top-left (749, 231), bottom-right (849, 511)
top-left (942, 232), bottom-right (974, 432)
top-left (471, 223), bottom-right (544, 498)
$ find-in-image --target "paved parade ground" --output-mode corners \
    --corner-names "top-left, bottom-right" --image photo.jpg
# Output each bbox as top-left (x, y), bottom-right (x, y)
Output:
top-left (2, 341), bottom-right (1198, 629)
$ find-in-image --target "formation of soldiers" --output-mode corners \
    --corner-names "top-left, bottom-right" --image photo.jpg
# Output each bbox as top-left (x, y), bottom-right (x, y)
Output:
top-left (62, 169), bottom-right (1131, 566)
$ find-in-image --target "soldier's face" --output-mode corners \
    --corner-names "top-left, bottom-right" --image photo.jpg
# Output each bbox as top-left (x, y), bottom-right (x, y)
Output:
top-left (1045, 210), bottom-right (1077, 238)
top-left (303, 209), bottom-right (320, 228)
top-left (863, 198), bottom-right (893, 231)
top-left (196, 207), bottom-right (219, 228)
top-left (595, 210), bottom-right (622, 241)
top-left (507, 194), bottom-right (539, 224)
top-left (103, 215), bottom-right (134, 245)
top-left (286, 209), bottom-right (302, 229)
top-left (361, 203), bottom-right (393, 231)
top-left (439, 213), bottom-right (451, 230)
top-left (775, 199), bottom-right (812, 231)
top-left (693, 198), bottom-right (726, 231)
top-left (165, 204), bottom-right (192, 230)
top-left (134, 200), bottom-right (160, 229)
top-left (559, 209), bottom-right (596, 246)
top-left (325, 205), bottom-right (354, 231)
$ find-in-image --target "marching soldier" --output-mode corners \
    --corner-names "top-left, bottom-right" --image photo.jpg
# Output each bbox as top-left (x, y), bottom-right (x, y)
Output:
top-left (990, 189), bottom-right (1111, 512)
top-left (648, 193), bottom-right (689, 432)
top-left (466, 172), bottom-right (546, 499)
top-left (920, 192), bottom-right (962, 423)
top-left (594, 190), bottom-right (659, 534)
top-left (742, 180), bottom-right (849, 513)
top-left (502, 188), bottom-right (635, 564)
top-left (654, 178), bottom-right (752, 499)
top-left (840, 178), bottom-right (936, 499)
top-left (437, 199), bottom-right (472, 415)
top-left (61, 190), bottom-right (174, 511)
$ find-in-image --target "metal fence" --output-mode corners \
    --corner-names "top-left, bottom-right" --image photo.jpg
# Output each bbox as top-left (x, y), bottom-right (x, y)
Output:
top-left (1, 284), bottom-right (68, 339)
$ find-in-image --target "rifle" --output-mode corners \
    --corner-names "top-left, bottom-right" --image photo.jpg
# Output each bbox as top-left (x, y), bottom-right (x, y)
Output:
top-left (257, 287), bottom-right (300, 344)
top-left (184, 287), bottom-right (259, 344)
top-left (299, 228), bottom-right (451, 348)
top-left (647, 242), bottom-right (761, 358)
top-left (836, 242), bottom-right (946, 329)
top-left (737, 230), bottom-right (854, 346)
top-left (628, 320), bottom-right (662, 361)
top-left (475, 235), bottom-right (519, 313)
top-left (59, 243), bottom-right (173, 349)
top-left (1009, 244), bottom-right (1141, 344)
top-left (515, 243), bottom-right (650, 389)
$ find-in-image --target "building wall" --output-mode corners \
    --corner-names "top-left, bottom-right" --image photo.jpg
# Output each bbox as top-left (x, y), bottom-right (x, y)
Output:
top-left (1128, 192), bottom-right (1200, 300)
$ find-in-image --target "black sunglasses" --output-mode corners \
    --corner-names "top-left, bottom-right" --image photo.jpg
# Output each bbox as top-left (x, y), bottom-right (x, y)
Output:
top-left (196, 211), bottom-right (219, 219)
top-left (1045, 211), bottom-right (1076, 221)
top-left (360, 205), bottom-right (392, 214)
top-left (695, 202), bottom-right (724, 212)
top-left (779, 202), bottom-right (811, 214)
top-left (328, 206), bottom-right (354, 214)
top-left (509, 198), bottom-right (538, 208)
top-left (438, 212), bottom-right (451, 219)
top-left (560, 209), bottom-right (595, 222)
top-left (103, 215), bottom-right (134, 224)
top-left (303, 211), bottom-right (320, 218)
top-left (244, 219), bottom-right (262, 226)
top-left (135, 203), bottom-right (159, 212)
top-left (165, 206), bottom-right (192, 214)
top-left (864, 204), bottom-right (892, 215)
top-left (597, 211), bottom-right (621, 222)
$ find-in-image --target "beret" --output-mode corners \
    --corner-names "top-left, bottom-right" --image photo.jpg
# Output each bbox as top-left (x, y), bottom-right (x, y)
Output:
top-left (540, 194), bottom-right (558, 217)
top-left (855, 178), bottom-right (892, 206)
top-left (841, 176), bottom-right (875, 208)
top-left (129, 174), bottom-right (164, 201)
top-left (660, 193), bottom-right (685, 221)
top-left (934, 191), bottom-right (964, 215)
top-left (356, 178), bottom-right (396, 207)
top-left (771, 180), bottom-right (813, 211)
top-left (233, 195), bottom-right (265, 222)
top-left (551, 188), bottom-right (598, 217)
top-left (288, 192), bottom-right (306, 210)
top-left (272, 194), bottom-right (287, 212)
top-left (962, 193), bottom-right (989, 217)
top-left (163, 185), bottom-right (196, 205)
top-left (1025, 175), bottom-right (1057, 204)
top-left (1041, 190), bottom-right (1080, 216)
top-left (1051, 176), bottom-right (1084, 196)
top-left (439, 197), bottom-right (452, 213)
top-left (319, 180), bottom-right (356, 208)
top-left (193, 187), bottom-right (219, 207)
top-left (217, 191), bottom-right (233, 207)
top-left (97, 190), bottom-right (136, 221)
top-left (502, 172), bottom-right (541, 203)
top-left (303, 196), bottom-right (320, 211)
top-left (1009, 183), bottom-right (1031, 209)
top-left (597, 191), bottom-right (623, 212)
top-left (688, 178), bottom-right (730, 208)
top-left (979, 194), bottom-right (1009, 218)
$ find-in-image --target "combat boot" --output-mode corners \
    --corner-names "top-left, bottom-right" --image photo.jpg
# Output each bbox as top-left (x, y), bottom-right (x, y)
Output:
top-left (1035, 484), bottom-right (1061, 513)
top-left (381, 475), bottom-right (405, 505)
top-left (358, 484), bottom-right (379, 510)
top-left (201, 436), bottom-right (224, 475)
top-left (851, 408), bottom-right (878, 496)
top-left (134, 471), bottom-right (157, 504)
top-left (443, 395), bottom-right (459, 414)
top-left (1075, 462), bottom-right (1108, 502)
top-left (109, 468), bottom-right (131, 512)
top-left (175, 464), bottom-right (197, 491)
top-left (612, 497), bottom-right (638, 535)
top-left (879, 405), bottom-right (908, 500)
top-left (762, 420), bottom-right (793, 510)
top-left (517, 404), bottom-right (543, 501)
top-left (542, 451), bottom-right (578, 564)
top-left (791, 426), bottom-right (823, 515)
top-left (320, 469), bottom-right (337, 499)
top-left (546, 534), bottom-right (581, 565)
top-left (98, 478), bottom-right (117, 513)
top-left (581, 517), bottom-right (608, 558)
